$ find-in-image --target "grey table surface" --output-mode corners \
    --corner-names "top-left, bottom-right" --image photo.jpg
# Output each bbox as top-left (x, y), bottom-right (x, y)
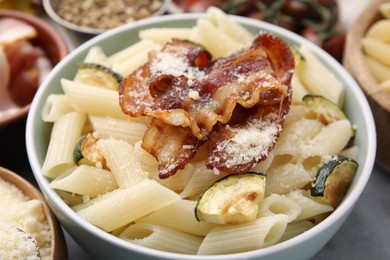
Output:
top-left (1, 0), bottom-right (389, 259)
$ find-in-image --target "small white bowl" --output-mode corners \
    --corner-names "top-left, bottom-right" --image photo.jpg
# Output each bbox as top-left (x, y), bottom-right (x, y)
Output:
top-left (26, 13), bottom-right (376, 260)
top-left (43, 0), bottom-right (172, 34)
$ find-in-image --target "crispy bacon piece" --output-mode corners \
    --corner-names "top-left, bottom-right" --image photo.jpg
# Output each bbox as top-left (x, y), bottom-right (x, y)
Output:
top-left (119, 33), bottom-right (294, 178)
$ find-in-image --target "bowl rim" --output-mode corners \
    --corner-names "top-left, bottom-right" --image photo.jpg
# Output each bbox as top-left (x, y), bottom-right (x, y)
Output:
top-left (0, 9), bottom-right (69, 128)
top-left (43, 0), bottom-right (172, 35)
top-left (26, 12), bottom-right (377, 259)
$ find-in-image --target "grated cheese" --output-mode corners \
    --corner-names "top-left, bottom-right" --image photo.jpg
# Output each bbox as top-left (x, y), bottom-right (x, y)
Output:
top-left (215, 118), bottom-right (281, 168)
top-left (0, 178), bottom-right (51, 260)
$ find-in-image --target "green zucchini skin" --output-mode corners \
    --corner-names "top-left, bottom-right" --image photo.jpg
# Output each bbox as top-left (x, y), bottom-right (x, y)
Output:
top-left (73, 132), bottom-right (105, 167)
top-left (195, 172), bottom-right (266, 224)
top-left (73, 133), bottom-right (88, 165)
top-left (302, 94), bottom-right (346, 123)
top-left (311, 156), bottom-right (358, 207)
top-left (75, 62), bottom-right (123, 90)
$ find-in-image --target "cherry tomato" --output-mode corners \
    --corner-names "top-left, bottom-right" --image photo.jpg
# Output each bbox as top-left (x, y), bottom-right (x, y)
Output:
top-left (300, 26), bottom-right (322, 46)
top-left (322, 32), bottom-right (346, 62)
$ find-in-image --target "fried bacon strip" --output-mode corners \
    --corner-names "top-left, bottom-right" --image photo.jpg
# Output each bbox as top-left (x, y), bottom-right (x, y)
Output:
top-left (119, 33), bottom-right (294, 178)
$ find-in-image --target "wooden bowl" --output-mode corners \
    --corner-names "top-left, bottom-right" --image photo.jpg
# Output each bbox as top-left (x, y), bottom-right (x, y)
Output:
top-left (343, 0), bottom-right (390, 172)
top-left (0, 166), bottom-right (67, 260)
top-left (0, 10), bottom-right (69, 128)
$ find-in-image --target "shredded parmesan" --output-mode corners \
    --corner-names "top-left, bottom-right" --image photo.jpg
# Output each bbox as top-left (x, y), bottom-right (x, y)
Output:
top-left (215, 119), bottom-right (281, 168)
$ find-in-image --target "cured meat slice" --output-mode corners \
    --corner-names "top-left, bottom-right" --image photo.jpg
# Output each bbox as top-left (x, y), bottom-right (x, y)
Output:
top-left (0, 18), bottom-right (37, 45)
top-left (119, 33), bottom-right (294, 178)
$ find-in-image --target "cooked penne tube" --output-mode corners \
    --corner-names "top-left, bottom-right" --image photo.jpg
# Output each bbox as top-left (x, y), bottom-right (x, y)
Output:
top-left (286, 190), bottom-right (333, 221)
top-left (42, 94), bottom-right (74, 122)
top-left (76, 180), bottom-right (181, 232)
top-left (49, 165), bottom-right (118, 197)
top-left (61, 79), bottom-right (128, 119)
top-left (279, 220), bottom-right (315, 243)
top-left (89, 115), bottom-right (147, 144)
top-left (97, 138), bottom-right (148, 188)
top-left (136, 199), bottom-right (215, 236)
top-left (42, 111), bottom-right (87, 178)
top-left (197, 214), bottom-right (289, 255)
top-left (119, 223), bottom-right (203, 254)
top-left (196, 19), bottom-right (243, 58)
top-left (363, 37), bottom-right (390, 67)
top-left (139, 28), bottom-right (194, 46)
top-left (364, 55), bottom-right (390, 83)
top-left (297, 45), bottom-right (344, 106)
top-left (108, 39), bottom-right (161, 64)
top-left (258, 193), bottom-right (302, 222)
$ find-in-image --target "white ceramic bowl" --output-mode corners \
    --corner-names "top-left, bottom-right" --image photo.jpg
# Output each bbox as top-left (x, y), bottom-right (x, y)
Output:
top-left (43, 0), bottom-right (172, 35)
top-left (26, 13), bottom-right (376, 260)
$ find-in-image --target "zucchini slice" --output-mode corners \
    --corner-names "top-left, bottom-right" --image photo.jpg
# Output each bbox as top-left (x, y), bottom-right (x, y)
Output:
top-left (302, 94), bottom-right (346, 124)
top-left (74, 62), bottom-right (122, 90)
top-left (311, 156), bottom-right (358, 207)
top-left (73, 132), bottom-right (105, 168)
top-left (302, 94), bottom-right (355, 137)
top-left (195, 172), bottom-right (266, 224)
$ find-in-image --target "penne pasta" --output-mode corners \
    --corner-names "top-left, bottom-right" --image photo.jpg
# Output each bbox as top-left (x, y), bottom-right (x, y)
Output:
top-left (119, 223), bottom-right (202, 254)
top-left (136, 199), bottom-right (215, 236)
top-left (61, 79), bottom-right (128, 119)
top-left (49, 165), bottom-right (118, 198)
top-left (291, 73), bottom-right (309, 104)
top-left (279, 220), bottom-right (315, 243)
top-left (300, 120), bottom-right (352, 157)
top-left (97, 138), bottom-right (148, 188)
top-left (286, 190), bottom-right (333, 221)
top-left (108, 39), bottom-right (161, 65)
top-left (42, 111), bottom-right (87, 178)
top-left (151, 163), bottom-right (193, 192)
top-left (139, 28), bottom-right (194, 46)
top-left (364, 55), bottom-right (390, 83)
top-left (363, 37), bottom-right (390, 67)
top-left (89, 115), bottom-right (147, 144)
top-left (76, 180), bottom-right (181, 232)
top-left (41, 94), bottom-right (74, 122)
top-left (207, 6), bottom-right (253, 44)
top-left (196, 18), bottom-right (243, 58)
top-left (265, 162), bottom-right (314, 196)
top-left (258, 193), bottom-right (302, 223)
top-left (366, 19), bottom-right (390, 43)
top-left (180, 161), bottom-right (229, 199)
top-left (297, 45), bottom-right (344, 106)
top-left (197, 214), bottom-right (288, 255)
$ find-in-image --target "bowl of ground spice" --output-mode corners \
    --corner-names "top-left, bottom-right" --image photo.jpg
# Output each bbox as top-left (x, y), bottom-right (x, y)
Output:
top-left (43, 0), bottom-right (171, 34)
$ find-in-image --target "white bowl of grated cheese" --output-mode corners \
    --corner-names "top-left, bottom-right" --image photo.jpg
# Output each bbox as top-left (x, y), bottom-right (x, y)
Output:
top-left (26, 9), bottom-right (376, 260)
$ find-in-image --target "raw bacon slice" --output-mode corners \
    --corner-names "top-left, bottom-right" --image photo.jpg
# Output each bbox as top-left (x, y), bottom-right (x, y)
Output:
top-left (119, 33), bottom-right (294, 178)
top-left (0, 18), bottom-right (37, 45)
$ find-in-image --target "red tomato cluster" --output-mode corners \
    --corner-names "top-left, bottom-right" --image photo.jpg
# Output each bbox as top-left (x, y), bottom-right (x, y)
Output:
top-left (172, 0), bottom-right (345, 62)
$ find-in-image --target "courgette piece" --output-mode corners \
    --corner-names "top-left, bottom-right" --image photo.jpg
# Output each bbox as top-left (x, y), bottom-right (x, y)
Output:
top-left (302, 94), bottom-right (355, 137)
top-left (74, 62), bottom-right (122, 90)
top-left (73, 132), bottom-right (105, 168)
top-left (311, 156), bottom-right (358, 207)
top-left (195, 172), bottom-right (266, 224)
top-left (302, 94), bottom-right (346, 124)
